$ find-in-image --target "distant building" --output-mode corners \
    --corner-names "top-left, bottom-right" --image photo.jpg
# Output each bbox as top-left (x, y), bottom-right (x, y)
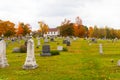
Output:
top-left (44, 28), bottom-right (60, 37)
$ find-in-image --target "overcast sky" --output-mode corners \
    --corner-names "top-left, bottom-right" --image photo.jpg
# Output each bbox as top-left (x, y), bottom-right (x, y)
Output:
top-left (0, 0), bottom-right (120, 30)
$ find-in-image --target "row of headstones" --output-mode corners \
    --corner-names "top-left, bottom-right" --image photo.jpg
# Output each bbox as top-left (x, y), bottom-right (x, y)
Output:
top-left (0, 35), bottom-right (38, 69)
top-left (0, 35), bottom-right (66, 69)
top-left (90, 43), bottom-right (120, 66)
top-left (0, 35), bottom-right (77, 69)
top-left (88, 37), bottom-right (119, 43)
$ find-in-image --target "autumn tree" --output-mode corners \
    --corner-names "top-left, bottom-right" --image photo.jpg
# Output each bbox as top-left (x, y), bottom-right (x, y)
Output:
top-left (0, 20), bottom-right (15, 37)
top-left (60, 23), bottom-right (74, 36)
top-left (73, 17), bottom-right (87, 37)
top-left (59, 19), bottom-right (74, 36)
top-left (38, 21), bottom-right (49, 36)
top-left (16, 22), bottom-right (31, 36)
top-left (88, 26), bottom-right (93, 38)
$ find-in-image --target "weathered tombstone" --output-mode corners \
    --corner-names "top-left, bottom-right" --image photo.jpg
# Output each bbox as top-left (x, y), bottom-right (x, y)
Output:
top-left (23, 35), bottom-right (38, 69)
top-left (99, 44), bottom-right (103, 55)
top-left (114, 37), bottom-right (118, 42)
top-left (57, 46), bottom-right (63, 51)
top-left (63, 39), bottom-right (67, 44)
top-left (66, 36), bottom-right (70, 41)
top-left (12, 47), bottom-right (20, 53)
top-left (73, 37), bottom-right (76, 41)
top-left (41, 45), bottom-right (51, 56)
top-left (0, 36), bottom-right (9, 68)
top-left (91, 38), bottom-right (97, 43)
top-left (117, 60), bottom-right (120, 66)
top-left (44, 37), bottom-right (49, 43)
top-left (37, 37), bottom-right (41, 46)
top-left (50, 36), bottom-right (54, 42)
top-left (66, 41), bottom-right (70, 46)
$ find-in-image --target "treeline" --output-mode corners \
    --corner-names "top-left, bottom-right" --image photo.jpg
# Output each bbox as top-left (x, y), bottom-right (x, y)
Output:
top-left (0, 20), bottom-right (31, 37)
top-left (88, 26), bottom-right (120, 39)
top-left (59, 17), bottom-right (120, 39)
top-left (1, 17), bottom-right (120, 39)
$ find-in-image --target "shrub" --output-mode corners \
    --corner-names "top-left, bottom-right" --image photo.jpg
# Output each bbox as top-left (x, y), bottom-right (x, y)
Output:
top-left (50, 50), bottom-right (60, 55)
top-left (20, 45), bottom-right (27, 53)
top-left (63, 47), bottom-right (68, 51)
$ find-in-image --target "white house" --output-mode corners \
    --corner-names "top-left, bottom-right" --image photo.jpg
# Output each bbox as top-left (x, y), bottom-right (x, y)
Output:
top-left (44, 28), bottom-right (60, 37)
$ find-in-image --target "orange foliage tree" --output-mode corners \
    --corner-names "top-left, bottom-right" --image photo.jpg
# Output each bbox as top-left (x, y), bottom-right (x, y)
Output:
top-left (16, 22), bottom-right (31, 36)
top-left (73, 17), bottom-right (87, 37)
top-left (88, 26), bottom-right (93, 38)
top-left (0, 20), bottom-right (15, 37)
top-left (38, 21), bottom-right (49, 36)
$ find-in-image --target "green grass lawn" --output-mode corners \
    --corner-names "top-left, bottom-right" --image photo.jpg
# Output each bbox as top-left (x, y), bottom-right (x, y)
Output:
top-left (1, 38), bottom-right (120, 80)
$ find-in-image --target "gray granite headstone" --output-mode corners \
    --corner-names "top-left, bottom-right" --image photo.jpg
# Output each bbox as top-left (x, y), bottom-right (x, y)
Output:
top-left (66, 41), bottom-right (70, 46)
top-left (63, 40), bottom-right (67, 44)
top-left (91, 38), bottom-right (97, 43)
top-left (41, 45), bottom-right (51, 56)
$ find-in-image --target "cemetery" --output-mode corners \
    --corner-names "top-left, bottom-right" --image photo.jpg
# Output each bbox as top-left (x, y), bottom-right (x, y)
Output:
top-left (0, 36), bottom-right (120, 80)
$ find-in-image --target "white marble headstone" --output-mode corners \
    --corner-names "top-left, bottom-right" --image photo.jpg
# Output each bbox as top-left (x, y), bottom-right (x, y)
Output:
top-left (37, 37), bottom-right (40, 46)
top-left (117, 60), bottom-right (120, 66)
top-left (57, 46), bottom-right (63, 51)
top-left (99, 44), bottom-right (103, 55)
top-left (23, 36), bottom-right (38, 69)
top-left (44, 37), bottom-right (48, 43)
top-left (0, 40), bottom-right (9, 68)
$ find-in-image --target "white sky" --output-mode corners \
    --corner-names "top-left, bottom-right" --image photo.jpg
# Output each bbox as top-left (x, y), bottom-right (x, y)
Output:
top-left (0, 0), bottom-right (120, 30)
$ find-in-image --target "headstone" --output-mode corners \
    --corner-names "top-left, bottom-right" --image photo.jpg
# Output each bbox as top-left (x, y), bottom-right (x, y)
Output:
top-left (73, 37), bottom-right (76, 41)
top-left (113, 37), bottom-right (118, 42)
top-left (57, 46), bottom-right (63, 51)
top-left (117, 60), bottom-right (120, 66)
top-left (66, 41), bottom-right (70, 46)
top-left (41, 45), bottom-right (51, 56)
top-left (0, 39), bottom-right (9, 68)
top-left (91, 38), bottom-right (97, 43)
top-left (12, 47), bottom-right (20, 53)
top-left (44, 37), bottom-right (48, 43)
top-left (63, 39), bottom-right (67, 44)
top-left (66, 36), bottom-right (70, 41)
top-left (50, 37), bottom-right (54, 42)
top-left (37, 37), bottom-right (41, 46)
top-left (23, 35), bottom-right (38, 69)
top-left (99, 44), bottom-right (103, 55)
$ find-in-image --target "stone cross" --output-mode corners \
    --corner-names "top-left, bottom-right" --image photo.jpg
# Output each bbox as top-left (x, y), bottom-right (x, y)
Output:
top-left (23, 35), bottom-right (38, 69)
top-left (0, 39), bottom-right (9, 68)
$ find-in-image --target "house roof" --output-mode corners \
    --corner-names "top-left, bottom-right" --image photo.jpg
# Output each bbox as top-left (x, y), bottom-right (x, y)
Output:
top-left (49, 28), bottom-right (58, 32)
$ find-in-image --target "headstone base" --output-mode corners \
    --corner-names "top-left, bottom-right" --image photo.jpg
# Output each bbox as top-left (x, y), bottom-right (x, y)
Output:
top-left (41, 53), bottom-right (51, 56)
top-left (0, 64), bottom-right (9, 68)
top-left (23, 64), bottom-right (38, 70)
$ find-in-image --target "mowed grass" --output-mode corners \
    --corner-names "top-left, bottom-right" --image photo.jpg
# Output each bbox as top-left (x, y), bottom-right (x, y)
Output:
top-left (0, 38), bottom-right (120, 80)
